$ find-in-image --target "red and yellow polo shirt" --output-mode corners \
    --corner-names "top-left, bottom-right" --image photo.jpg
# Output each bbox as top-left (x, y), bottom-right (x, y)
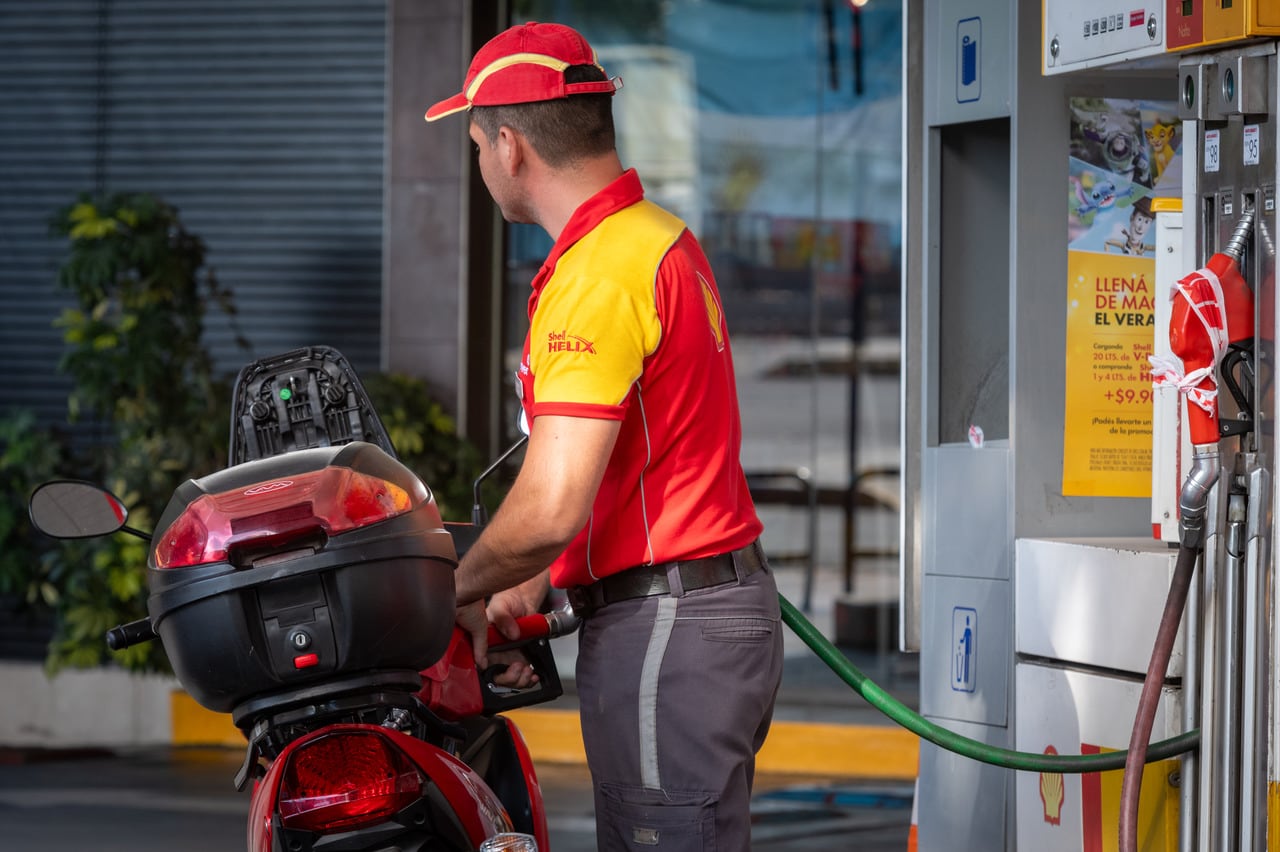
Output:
top-left (516, 169), bottom-right (762, 588)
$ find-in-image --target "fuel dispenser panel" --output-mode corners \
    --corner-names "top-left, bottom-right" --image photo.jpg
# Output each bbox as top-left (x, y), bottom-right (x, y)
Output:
top-left (1014, 662), bottom-right (1183, 852)
top-left (920, 574), bottom-right (1010, 727)
top-left (1015, 538), bottom-right (1187, 676)
top-left (916, 722), bottom-right (1010, 852)
top-left (1177, 47), bottom-right (1276, 451)
top-left (1167, 0), bottom-right (1280, 52)
top-left (1043, 1), bottom-right (1164, 74)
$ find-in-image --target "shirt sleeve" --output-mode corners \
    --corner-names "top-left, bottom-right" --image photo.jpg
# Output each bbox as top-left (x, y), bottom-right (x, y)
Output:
top-left (528, 268), bottom-right (662, 419)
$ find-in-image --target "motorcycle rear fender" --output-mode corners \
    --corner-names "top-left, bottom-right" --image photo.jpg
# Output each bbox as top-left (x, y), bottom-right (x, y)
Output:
top-left (247, 722), bottom-right (509, 852)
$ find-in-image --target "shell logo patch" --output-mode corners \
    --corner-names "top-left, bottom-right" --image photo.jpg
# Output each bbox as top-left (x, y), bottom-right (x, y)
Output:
top-left (547, 329), bottom-right (596, 354)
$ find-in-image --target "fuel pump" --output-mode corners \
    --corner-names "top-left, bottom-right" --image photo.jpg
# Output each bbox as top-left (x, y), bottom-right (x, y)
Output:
top-left (904, 5), bottom-right (1280, 848)
top-left (1123, 210), bottom-right (1255, 852)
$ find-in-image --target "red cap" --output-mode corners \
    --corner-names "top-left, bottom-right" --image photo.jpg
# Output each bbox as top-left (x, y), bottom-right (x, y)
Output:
top-left (425, 22), bottom-right (619, 122)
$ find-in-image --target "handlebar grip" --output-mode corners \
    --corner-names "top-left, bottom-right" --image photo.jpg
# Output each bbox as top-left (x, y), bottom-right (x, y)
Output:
top-left (106, 618), bottom-right (157, 651)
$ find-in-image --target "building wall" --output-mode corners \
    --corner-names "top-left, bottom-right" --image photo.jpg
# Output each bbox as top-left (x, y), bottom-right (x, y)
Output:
top-left (383, 0), bottom-right (469, 414)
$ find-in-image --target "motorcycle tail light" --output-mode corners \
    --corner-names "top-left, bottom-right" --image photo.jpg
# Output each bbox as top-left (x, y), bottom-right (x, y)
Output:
top-left (277, 731), bottom-right (425, 833)
top-left (154, 467), bottom-right (417, 569)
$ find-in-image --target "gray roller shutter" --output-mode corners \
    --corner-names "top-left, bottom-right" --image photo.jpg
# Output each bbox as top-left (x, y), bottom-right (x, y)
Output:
top-left (0, 0), bottom-right (387, 658)
top-left (0, 0), bottom-right (388, 428)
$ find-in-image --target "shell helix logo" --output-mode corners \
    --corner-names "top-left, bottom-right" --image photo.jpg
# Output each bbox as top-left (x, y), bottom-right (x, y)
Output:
top-left (547, 330), bottom-right (596, 354)
top-left (1039, 744), bottom-right (1064, 826)
top-left (244, 480), bottom-right (294, 496)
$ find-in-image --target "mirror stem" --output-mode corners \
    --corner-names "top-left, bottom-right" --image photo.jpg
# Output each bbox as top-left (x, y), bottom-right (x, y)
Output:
top-left (121, 525), bottom-right (152, 542)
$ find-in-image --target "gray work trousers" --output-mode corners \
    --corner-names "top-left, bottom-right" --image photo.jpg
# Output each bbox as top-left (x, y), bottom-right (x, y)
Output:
top-left (575, 558), bottom-right (784, 851)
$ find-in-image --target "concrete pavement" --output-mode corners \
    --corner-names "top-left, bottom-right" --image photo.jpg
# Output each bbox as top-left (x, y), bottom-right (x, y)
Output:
top-left (0, 746), bottom-right (912, 851)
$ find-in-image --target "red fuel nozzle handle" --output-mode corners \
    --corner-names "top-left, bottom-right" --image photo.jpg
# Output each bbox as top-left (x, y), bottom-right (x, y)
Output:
top-left (487, 614), bottom-right (549, 649)
top-left (485, 607), bottom-right (581, 650)
top-left (1167, 212), bottom-right (1255, 445)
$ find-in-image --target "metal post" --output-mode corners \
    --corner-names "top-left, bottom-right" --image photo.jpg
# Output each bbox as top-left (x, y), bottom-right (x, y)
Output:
top-left (1180, 550), bottom-right (1201, 852)
top-left (1214, 486), bottom-right (1247, 851)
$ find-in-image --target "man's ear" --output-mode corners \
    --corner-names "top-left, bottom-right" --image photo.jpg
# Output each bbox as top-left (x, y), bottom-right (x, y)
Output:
top-left (496, 126), bottom-right (524, 176)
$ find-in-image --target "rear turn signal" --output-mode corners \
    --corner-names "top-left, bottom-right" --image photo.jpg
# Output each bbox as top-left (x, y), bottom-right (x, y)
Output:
top-left (277, 731), bottom-right (425, 833)
top-left (154, 468), bottom-right (417, 569)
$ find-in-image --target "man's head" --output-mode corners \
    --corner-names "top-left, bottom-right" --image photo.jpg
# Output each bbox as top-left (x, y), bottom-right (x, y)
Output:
top-left (426, 22), bottom-right (619, 168)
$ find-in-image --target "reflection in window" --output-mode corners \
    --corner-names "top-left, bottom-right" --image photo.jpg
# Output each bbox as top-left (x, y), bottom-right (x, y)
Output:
top-left (504, 1), bottom-right (904, 663)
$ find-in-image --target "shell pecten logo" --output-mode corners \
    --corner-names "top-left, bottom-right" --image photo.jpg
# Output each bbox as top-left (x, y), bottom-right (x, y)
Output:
top-left (1040, 744), bottom-right (1064, 826)
top-left (699, 272), bottom-right (725, 352)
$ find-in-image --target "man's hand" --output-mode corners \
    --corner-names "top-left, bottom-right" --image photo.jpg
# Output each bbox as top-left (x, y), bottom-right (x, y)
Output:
top-left (487, 585), bottom-right (540, 642)
top-left (455, 599), bottom-right (491, 670)
top-left (454, 592), bottom-right (540, 689)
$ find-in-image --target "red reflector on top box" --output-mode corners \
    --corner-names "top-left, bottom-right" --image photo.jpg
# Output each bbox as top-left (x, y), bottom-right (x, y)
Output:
top-left (153, 466), bottom-right (417, 570)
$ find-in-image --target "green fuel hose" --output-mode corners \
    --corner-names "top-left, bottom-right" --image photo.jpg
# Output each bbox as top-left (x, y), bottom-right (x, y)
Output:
top-left (778, 594), bottom-right (1200, 773)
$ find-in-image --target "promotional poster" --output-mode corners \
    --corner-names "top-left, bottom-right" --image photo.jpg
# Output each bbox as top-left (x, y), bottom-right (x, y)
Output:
top-left (1062, 97), bottom-right (1182, 497)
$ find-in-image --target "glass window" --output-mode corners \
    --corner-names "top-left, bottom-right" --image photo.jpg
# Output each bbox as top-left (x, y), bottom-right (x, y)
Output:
top-left (504, 0), bottom-right (907, 696)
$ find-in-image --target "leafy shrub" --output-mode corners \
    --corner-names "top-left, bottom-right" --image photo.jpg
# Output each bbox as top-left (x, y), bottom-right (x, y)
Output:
top-left (26, 193), bottom-right (488, 674)
top-left (362, 371), bottom-right (487, 521)
top-left (38, 192), bottom-right (240, 672)
top-left (0, 410), bottom-right (67, 610)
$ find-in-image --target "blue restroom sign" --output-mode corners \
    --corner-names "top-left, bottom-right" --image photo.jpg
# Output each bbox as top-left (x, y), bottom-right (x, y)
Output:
top-left (957, 17), bottom-right (980, 104)
top-left (952, 606), bottom-right (977, 692)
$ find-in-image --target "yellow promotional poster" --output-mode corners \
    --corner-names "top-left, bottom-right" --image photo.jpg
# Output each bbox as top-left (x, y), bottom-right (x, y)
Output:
top-left (1062, 98), bottom-right (1181, 497)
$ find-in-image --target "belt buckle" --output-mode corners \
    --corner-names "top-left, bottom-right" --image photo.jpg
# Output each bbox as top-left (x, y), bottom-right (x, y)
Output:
top-left (565, 585), bottom-right (595, 618)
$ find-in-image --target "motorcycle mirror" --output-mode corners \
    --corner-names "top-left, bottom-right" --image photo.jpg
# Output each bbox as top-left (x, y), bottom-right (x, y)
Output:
top-left (517, 408), bottom-right (530, 437)
top-left (29, 481), bottom-right (129, 539)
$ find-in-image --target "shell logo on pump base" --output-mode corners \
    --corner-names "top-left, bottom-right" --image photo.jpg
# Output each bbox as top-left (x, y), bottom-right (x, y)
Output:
top-left (1040, 745), bottom-right (1065, 826)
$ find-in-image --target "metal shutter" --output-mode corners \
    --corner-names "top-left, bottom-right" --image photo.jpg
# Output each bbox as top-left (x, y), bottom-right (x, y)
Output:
top-left (0, 0), bottom-right (387, 428)
top-left (0, 0), bottom-right (386, 658)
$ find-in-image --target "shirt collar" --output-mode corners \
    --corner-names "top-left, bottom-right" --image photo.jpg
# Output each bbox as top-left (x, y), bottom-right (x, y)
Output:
top-left (530, 168), bottom-right (645, 295)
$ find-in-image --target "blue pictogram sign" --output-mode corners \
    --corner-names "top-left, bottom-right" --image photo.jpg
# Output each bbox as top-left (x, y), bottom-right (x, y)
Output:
top-left (952, 606), bottom-right (977, 693)
top-left (957, 17), bottom-right (981, 104)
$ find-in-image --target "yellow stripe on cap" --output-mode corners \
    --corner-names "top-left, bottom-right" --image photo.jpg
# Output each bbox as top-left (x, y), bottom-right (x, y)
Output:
top-left (465, 52), bottom-right (572, 102)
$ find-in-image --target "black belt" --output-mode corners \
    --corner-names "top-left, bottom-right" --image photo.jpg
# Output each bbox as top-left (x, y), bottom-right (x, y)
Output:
top-left (566, 540), bottom-right (765, 617)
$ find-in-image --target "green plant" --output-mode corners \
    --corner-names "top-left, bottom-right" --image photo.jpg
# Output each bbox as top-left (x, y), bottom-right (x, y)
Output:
top-left (53, 193), bottom-right (237, 483)
top-left (362, 371), bottom-right (487, 520)
top-left (0, 410), bottom-right (67, 609)
top-left (33, 193), bottom-right (489, 674)
top-left (38, 192), bottom-right (242, 672)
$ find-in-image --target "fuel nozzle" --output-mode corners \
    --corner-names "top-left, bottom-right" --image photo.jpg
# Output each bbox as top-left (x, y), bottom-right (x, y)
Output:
top-left (1158, 205), bottom-right (1255, 446)
top-left (1224, 206), bottom-right (1255, 264)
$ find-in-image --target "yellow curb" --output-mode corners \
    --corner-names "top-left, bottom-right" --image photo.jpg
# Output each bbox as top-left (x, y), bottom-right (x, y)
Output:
top-left (757, 719), bottom-right (918, 780)
top-left (171, 691), bottom-right (243, 749)
top-left (171, 692), bottom-right (918, 780)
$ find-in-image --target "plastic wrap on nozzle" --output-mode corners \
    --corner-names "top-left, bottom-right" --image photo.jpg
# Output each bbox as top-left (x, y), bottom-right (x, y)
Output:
top-left (1178, 446), bottom-right (1219, 549)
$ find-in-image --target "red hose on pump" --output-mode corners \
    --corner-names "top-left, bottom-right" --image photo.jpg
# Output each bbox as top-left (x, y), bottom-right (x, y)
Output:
top-left (1117, 542), bottom-right (1198, 851)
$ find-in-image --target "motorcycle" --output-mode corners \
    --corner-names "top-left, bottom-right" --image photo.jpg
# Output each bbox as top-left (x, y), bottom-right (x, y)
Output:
top-left (27, 346), bottom-right (577, 852)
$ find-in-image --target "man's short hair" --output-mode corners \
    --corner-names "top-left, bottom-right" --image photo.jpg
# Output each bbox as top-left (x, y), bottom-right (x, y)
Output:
top-left (471, 65), bottom-right (616, 168)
